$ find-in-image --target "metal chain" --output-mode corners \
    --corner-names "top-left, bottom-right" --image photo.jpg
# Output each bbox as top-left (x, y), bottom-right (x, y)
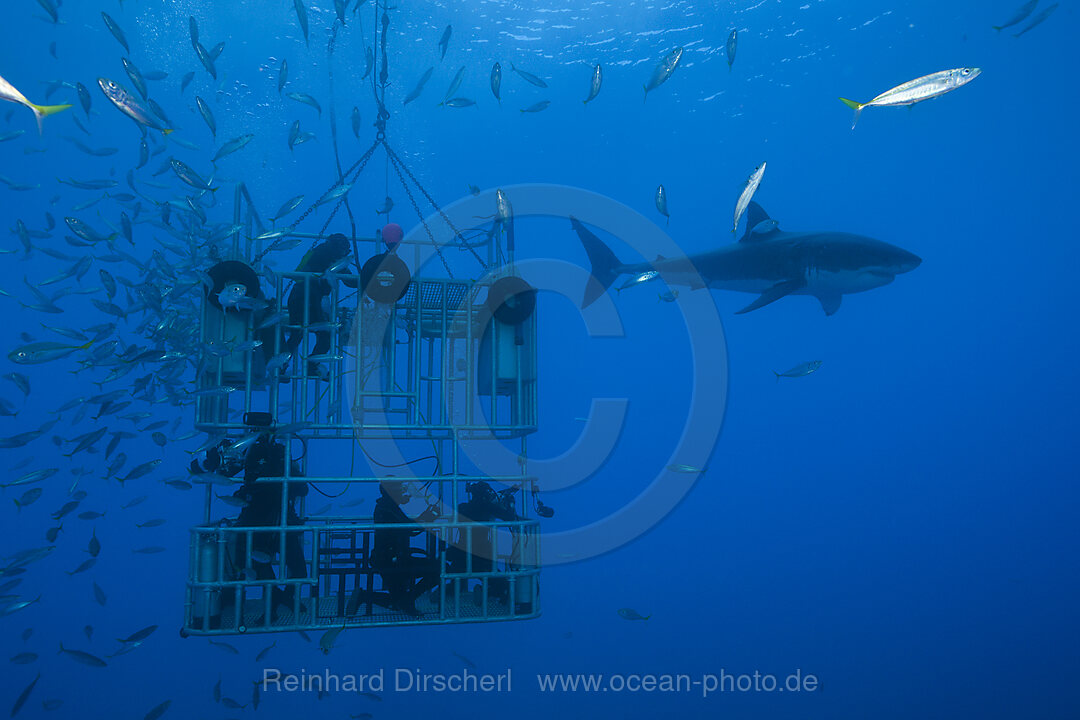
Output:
top-left (383, 144), bottom-right (488, 271)
top-left (386, 143), bottom-right (454, 278)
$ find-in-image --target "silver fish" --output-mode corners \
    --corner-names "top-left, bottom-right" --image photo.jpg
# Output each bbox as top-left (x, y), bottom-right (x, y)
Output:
top-left (490, 62), bottom-right (502, 104)
top-left (774, 360), bottom-right (823, 381)
top-left (993, 0), bottom-right (1040, 32)
top-left (1013, 3), bottom-right (1058, 37)
top-left (404, 67), bottom-right (434, 105)
top-left (726, 29), bottom-right (737, 71)
top-left (0, 74), bottom-right (71, 133)
top-left (732, 162), bottom-right (766, 234)
top-left (643, 47), bottom-right (683, 102)
top-left (101, 12), bottom-right (129, 53)
top-left (839, 68), bottom-right (981, 129)
top-left (97, 78), bottom-right (172, 135)
top-left (584, 64), bottom-right (602, 104)
top-left (196, 96), bottom-right (216, 137)
top-left (654, 184), bottom-right (669, 224)
top-left (510, 63), bottom-right (547, 88)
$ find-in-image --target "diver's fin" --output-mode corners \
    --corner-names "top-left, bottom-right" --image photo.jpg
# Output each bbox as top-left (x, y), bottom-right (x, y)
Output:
top-left (739, 201), bottom-right (776, 242)
top-left (817, 293), bottom-right (842, 316)
top-left (735, 278), bottom-right (804, 314)
top-left (572, 216), bottom-right (623, 308)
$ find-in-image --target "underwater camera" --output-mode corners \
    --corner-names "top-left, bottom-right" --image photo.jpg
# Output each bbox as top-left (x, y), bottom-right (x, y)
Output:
top-left (462, 481), bottom-right (519, 522)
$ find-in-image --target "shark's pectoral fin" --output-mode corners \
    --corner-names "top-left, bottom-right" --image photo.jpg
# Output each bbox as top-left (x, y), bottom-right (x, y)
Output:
top-left (735, 278), bottom-right (804, 314)
top-left (817, 293), bottom-right (842, 316)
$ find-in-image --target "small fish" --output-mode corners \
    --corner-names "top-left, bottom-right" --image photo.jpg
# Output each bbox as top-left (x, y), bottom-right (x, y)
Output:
top-left (510, 62), bottom-right (547, 88)
top-left (438, 25), bottom-right (452, 60)
top-left (733, 162), bottom-right (766, 234)
top-left (76, 82), bottom-right (91, 117)
top-left (180, 71), bottom-right (195, 94)
top-left (1013, 3), bottom-right (1058, 37)
top-left (212, 134), bottom-right (254, 163)
top-left (83, 625), bottom-right (93, 641)
top-left (132, 546), bottom-right (166, 554)
top-left (15, 488), bottom-right (43, 511)
top-left (0, 74), bottom-right (71, 133)
top-left (361, 47), bottom-right (374, 81)
top-left (37, 0), bottom-right (58, 23)
top-left (87, 530), bottom-right (101, 557)
top-left (144, 70), bottom-right (168, 81)
top-left (122, 58), bottom-right (148, 100)
top-left (273, 194), bottom-right (304, 221)
top-left (839, 68), bottom-right (981, 129)
top-left (774, 360), bottom-right (823, 381)
top-left (519, 100), bottom-right (549, 113)
top-left (617, 607), bottom-right (650, 621)
top-left (654, 184), bottom-right (669, 225)
top-left (445, 97), bottom-right (476, 108)
top-left (667, 463), bottom-right (704, 474)
top-left (97, 78), bottom-right (173, 135)
top-left (10, 674), bottom-right (39, 717)
top-left (209, 639), bottom-right (239, 654)
top-left (278, 58), bottom-right (288, 94)
top-left (194, 42), bottom-right (217, 79)
top-left (319, 622), bottom-right (347, 655)
top-left (9, 340), bottom-right (93, 365)
top-left (10, 652), bottom-right (37, 664)
top-left (196, 96), bottom-right (216, 137)
top-left (93, 582), bottom-right (107, 606)
top-left (452, 650), bottom-right (477, 669)
top-left (286, 92), bottom-right (322, 116)
top-left (726, 29), bottom-right (738, 71)
top-left (101, 12), bottom-right (130, 53)
top-left (584, 64), bottom-right (602, 104)
top-left (404, 67), bottom-right (434, 105)
top-left (143, 700), bottom-right (171, 720)
top-left (334, 0), bottom-right (347, 25)
top-left (618, 271), bottom-right (659, 291)
top-left (294, 0), bottom-right (310, 44)
top-left (59, 643), bottom-right (107, 667)
top-left (643, 47), bottom-right (683, 102)
top-left (490, 62), bottom-right (502, 104)
top-left (440, 66), bottom-right (466, 106)
top-left (993, 0), bottom-right (1039, 32)
top-left (118, 625), bottom-right (158, 644)
top-left (255, 641), bottom-right (276, 662)
top-left (351, 106), bottom-right (361, 139)
top-left (376, 196), bottom-right (394, 215)
top-left (170, 158), bottom-right (216, 192)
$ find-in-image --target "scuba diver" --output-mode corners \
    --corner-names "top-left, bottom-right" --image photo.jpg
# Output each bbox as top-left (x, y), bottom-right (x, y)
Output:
top-left (373, 479), bottom-right (441, 617)
top-left (233, 433), bottom-right (309, 617)
top-left (286, 233), bottom-right (358, 378)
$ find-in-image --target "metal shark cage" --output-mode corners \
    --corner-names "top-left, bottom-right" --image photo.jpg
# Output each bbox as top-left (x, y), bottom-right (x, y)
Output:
top-left (181, 185), bottom-right (541, 636)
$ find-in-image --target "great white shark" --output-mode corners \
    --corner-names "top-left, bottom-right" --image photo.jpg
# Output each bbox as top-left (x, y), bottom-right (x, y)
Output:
top-left (574, 201), bottom-right (921, 315)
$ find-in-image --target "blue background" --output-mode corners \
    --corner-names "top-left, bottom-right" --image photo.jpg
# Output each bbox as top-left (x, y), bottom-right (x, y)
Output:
top-left (1, 0), bottom-right (1077, 718)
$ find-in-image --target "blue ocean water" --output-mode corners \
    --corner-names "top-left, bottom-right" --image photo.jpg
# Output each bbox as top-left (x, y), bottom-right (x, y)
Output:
top-left (2, 0), bottom-right (1077, 718)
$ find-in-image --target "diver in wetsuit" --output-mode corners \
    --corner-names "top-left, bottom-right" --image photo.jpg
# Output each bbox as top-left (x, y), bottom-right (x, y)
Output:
top-left (285, 233), bottom-right (358, 377)
top-left (233, 434), bottom-right (309, 613)
top-left (373, 480), bottom-right (441, 617)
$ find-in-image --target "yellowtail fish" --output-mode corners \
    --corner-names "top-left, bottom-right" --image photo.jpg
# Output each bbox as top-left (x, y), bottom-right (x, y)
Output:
top-left (839, 67), bottom-right (981, 129)
top-left (774, 360), bottom-right (822, 381)
top-left (0, 74), bottom-right (71, 133)
top-left (733, 162), bottom-right (766, 234)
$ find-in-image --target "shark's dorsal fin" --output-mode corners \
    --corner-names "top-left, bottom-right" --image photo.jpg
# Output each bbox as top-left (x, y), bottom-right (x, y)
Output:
top-left (739, 201), bottom-right (779, 242)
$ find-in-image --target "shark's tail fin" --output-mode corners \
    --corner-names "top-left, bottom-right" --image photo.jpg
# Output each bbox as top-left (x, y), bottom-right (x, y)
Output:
top-left (571, 216), bottom-right (623, 308)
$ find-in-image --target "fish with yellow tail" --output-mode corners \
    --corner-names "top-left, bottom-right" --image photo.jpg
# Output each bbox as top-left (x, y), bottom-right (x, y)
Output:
top-left (0, 74), bottom-right (71, 133)
top-left (839, 67), bottom-right (981, 129)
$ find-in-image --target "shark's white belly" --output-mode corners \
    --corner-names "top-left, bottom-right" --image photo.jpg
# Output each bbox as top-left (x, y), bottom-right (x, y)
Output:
top-left (801, 268), bottom-right (895, 296)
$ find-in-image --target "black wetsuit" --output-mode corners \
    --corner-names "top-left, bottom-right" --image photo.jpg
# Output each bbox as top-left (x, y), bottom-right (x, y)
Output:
top-left (373, 488), bottom-right (441, 613)
top-left (285, 236), bottom-right (357, 375)
top-left (234, 435), bottom-right (308, 607)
